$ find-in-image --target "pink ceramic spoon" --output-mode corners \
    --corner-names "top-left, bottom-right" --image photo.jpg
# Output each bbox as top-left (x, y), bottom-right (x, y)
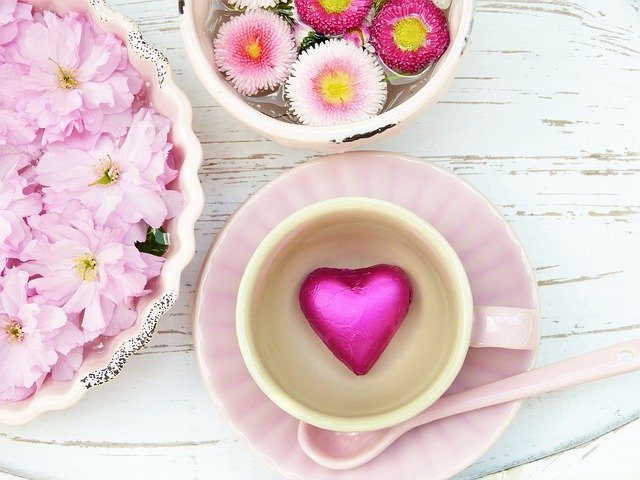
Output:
top-left (298, 339), bottom-right (640, 470)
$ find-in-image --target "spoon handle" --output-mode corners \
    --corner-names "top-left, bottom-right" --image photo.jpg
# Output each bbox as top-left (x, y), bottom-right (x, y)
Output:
top-left (404, 339), bottom-right (640, 432)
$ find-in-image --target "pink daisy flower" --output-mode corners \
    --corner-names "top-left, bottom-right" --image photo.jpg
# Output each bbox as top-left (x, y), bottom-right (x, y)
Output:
top-left (13, 10), bottom-right (142, 147)
top-left (370, 0), bottom-right (450, 74)
top-left (285, 39), bottom-right (386, 125)
top-left (0, 268), bottom-right (83, 401)
top-left (295, 0), bottom-right (372, 35)
top-left (23, 209), bottom-right (149, 341)
top-left (214, 10), bottom-right (297, 96)
top-left (36, 108), bottom-right (182, 233)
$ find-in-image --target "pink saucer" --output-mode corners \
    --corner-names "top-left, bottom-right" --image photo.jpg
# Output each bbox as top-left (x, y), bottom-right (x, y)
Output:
top-left (194, 151), bottom-right (539, 480)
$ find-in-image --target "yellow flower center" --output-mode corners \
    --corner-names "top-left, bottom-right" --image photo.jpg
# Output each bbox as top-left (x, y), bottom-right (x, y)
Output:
top-left (58, 67), bottom-right (79, 90)
top-left (74, 254), bottom-right (99, 282)
top-left (319, 70), bottom-right (354, 105)
top-left (245, 39), bottom-right (262, 60)
top-left (393, 17), bottom-right (430, 52)
top-left (318, 0), bottom-right (352, 14)
top-left (90, 155), bottom-right (120, 186)
top-left (4, 320), bottom-right (24, 343)
top-left (49, 58), bottom-right (79, 90)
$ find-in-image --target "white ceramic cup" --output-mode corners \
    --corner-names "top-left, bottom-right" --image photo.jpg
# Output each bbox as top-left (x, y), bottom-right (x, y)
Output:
top-left (236, 198), bottom-right (537, 432)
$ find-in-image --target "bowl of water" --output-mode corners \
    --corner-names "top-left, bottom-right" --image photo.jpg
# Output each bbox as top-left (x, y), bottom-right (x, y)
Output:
top-left (179, 0), bottom-right (475, 151)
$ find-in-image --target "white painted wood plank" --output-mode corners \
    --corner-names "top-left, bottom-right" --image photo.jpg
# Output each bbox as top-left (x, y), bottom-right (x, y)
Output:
top-left (480, 417), bottom-right (640, 480)
top-left (0, 0), bottom-right (638, 478)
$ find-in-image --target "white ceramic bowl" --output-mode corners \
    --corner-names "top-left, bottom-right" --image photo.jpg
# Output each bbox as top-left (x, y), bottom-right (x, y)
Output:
top-left (179, 0), bottom-right (475, 151)
top-left (0, 0), bottom-right (204, 425)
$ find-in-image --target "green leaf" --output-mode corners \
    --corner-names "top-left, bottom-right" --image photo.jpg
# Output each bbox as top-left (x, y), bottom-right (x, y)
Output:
top-left (373, 0), bottom-right (388, 14)
top-left (268, 0), bottom-right (295, 23)
top-left (299, 31), bottom-right (330, 53)
top-left (136, 226), bottom-right (169, 257)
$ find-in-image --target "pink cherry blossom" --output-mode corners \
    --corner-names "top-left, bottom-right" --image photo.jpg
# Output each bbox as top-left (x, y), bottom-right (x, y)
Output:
top-left (0, 212), bottom-right (29, 275)
top-left (0, 63), bottom-right (37, 147)
top-left (102, 303), bottom-right (137, 338)
top-left (0, 111), bottom-right (37, 147)
top-left (0, 4), bottom-right (181, 401)
top-left (13, 10), bottom-right (143, 147)
top-left (0, 152), bottom-right (42, 274)
top-left (0, 268), bottom-right (83, 401)
top-left (37, 108), bottom-right (183, 231)
top-left (0, 142), bottom-right (41, 198)
top-left (0, 150), bottom-right (42, 217)
top-left (46, 313), bottom-right (84, 382)
top-left (51, 345), bottom-right (84, 382)
top-left (23, 209), bottom-right (150, 341)
top-left (0, 144), bottom-right (34, 183)
top-left (0, 0), bottom-right (32, 62)
top-left (0, 62), bottom-right (28, 110)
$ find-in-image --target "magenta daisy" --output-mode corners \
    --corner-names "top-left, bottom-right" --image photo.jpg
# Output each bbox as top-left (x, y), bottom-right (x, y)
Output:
top-left (295, 0), bottom-right (372, 35)
top-left (285, 39), bottom-right (386, 126)
top-left (213, 10), bottom-right (297, 97)
top-left (370, 0), bottom-right (450, 74)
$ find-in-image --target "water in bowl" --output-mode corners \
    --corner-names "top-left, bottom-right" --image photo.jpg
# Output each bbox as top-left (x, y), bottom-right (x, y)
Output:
top-left (204, 0), bottom-right (446, 124)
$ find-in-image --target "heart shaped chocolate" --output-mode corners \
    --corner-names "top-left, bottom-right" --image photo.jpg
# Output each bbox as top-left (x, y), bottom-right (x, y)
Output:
top-left (299, 264), bottom-right (413, 375)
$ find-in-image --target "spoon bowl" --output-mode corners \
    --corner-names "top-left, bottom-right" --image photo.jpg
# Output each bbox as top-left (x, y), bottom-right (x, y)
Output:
top-left (298, 426), bottom-right (393, 469)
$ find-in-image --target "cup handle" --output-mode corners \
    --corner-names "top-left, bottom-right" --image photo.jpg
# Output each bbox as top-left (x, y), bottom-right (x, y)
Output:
top-left (471, 306), bottom-right (538, 350)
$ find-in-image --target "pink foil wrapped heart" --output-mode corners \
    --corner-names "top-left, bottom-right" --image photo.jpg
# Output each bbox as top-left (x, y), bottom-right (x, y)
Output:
top-left (299, 264), bottom-right (413, 375)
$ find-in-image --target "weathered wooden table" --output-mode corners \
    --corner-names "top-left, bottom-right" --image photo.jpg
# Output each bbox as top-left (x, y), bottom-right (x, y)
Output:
top-left (1, 0), bottom-right (638, 478)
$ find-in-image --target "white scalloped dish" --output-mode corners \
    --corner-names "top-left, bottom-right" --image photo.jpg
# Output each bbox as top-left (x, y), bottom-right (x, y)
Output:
top-left (0, 0), bottom-right (204, 425)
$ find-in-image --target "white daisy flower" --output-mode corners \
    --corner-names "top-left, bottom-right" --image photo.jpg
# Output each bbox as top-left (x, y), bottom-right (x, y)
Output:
top-left (285, 39), bottom-right (387, 126)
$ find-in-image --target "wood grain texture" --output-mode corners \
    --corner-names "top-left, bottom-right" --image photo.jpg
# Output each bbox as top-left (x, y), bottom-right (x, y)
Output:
top-left (482, 417), bottom-right (640, 479)
top-left (0, 0), bottom-right (638, 479)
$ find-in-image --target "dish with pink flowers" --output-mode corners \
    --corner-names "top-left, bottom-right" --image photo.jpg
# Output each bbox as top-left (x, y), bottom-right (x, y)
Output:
top-left (0, 0), bottom-right (203, 423)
